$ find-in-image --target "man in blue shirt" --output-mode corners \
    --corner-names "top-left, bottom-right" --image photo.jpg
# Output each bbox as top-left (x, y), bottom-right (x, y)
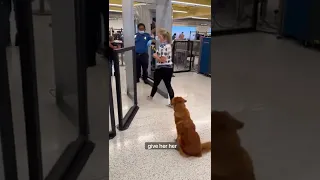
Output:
top-left (135, 23), bottom-right (153, 83)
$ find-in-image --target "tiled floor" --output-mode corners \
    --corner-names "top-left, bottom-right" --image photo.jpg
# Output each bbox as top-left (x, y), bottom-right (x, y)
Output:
top-left (109, 72), bottom-right (211, 180)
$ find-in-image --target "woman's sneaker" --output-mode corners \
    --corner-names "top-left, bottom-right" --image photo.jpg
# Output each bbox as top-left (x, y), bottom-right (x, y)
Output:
top-left (147, 96), bottom-right (153, 100)
top-left (167, 104), bottom-right (173, 108)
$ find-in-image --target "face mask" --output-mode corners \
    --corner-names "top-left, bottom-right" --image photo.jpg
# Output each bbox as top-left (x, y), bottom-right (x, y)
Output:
top-left (138, 31), bottom-right (144, 34)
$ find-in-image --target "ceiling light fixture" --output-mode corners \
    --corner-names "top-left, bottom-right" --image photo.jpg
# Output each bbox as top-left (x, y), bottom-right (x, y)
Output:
top-left (134, 3), bottom-right (147, 6)
top-left (109, 3), bottom-right (122, 7)
top-left (110, 3), bottom-right (147, 7)
top-left (173, 10), bottom-right (188, 13)
top-left (190, 16), bottom-right (209, 20)
top-left (110, 10), bottom-right (122, 13)
top-left (171, 1), bottom-right (211, 7)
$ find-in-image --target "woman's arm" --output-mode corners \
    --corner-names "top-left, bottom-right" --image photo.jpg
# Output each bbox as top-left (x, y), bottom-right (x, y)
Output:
top-left (153, 45), bottom-right (170, 62)
top-left (109, 42), bottom-right (119, 49)
top-left (158, 56), bottom-right (167, 62)
top-left (153, 53), bottom-right (167, 62)
top-left (109, 42), bottom-right (114, 48)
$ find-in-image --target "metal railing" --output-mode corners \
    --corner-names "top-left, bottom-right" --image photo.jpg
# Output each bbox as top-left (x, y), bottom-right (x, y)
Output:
top-left (108, 62), bottom-right (116, 139)
top-left (172, 40), bottom-right (201, 73)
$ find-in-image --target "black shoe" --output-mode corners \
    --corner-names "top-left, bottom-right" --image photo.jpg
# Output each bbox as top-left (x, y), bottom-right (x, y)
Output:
top-left (137, 79), bottom-right (140, 83)
top-left (143, 80), bottom-right (148, 84)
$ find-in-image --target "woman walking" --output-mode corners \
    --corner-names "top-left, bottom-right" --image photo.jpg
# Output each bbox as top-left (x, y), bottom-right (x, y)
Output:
top-left (148, 28), bottom-right (175, 107)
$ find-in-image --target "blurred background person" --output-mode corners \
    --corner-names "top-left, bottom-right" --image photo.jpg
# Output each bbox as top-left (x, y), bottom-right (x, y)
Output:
top-left (172, 33), bottom-right (176, 40)
top-left (178, 32), bottom-right (184, 40)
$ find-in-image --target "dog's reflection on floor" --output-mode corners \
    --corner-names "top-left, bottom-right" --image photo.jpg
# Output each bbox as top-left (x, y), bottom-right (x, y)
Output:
top-left (212, 111), bottom-right (256, 180)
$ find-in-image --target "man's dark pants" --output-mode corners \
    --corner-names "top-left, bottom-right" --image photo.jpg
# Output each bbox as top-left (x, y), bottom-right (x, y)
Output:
top-left (136, 53), bottom-right (149, 82)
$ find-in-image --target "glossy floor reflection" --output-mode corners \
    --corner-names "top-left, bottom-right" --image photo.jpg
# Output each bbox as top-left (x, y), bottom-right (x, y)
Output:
top-left (109, 72), bottom-right (211, 180)
top-left (212, 33), bottom-right (320, 180)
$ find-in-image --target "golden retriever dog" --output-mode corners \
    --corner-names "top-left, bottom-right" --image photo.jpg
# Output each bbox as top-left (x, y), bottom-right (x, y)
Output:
top-left (171, 97), bottom-right (211, 157)
top-left (211, 110), bottom-right (255, 180)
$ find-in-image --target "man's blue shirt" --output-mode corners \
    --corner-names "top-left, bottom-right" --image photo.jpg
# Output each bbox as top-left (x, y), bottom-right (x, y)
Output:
top-left (135, 32), bottom-right (152, 54)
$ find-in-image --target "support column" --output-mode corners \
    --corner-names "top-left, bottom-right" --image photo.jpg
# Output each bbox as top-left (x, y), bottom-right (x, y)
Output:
top-left (122, 0), bottom-right (135, 96)
top-left (156, 0), bottom-right (172, 34)
top-left (154, 0), bottom-right (172, 99)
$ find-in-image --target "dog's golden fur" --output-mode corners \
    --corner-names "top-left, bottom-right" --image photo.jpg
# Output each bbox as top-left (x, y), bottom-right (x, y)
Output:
top-left (171, 97), bottom-right (211, 157)
top-left (211, 110), bottom-right (255, 180)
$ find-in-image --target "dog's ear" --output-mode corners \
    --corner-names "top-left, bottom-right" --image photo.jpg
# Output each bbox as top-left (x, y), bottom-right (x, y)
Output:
top-left (171, 98), bottom-right (176, 105)
top-left (224, 111), bottom-right (244, 130)
top-left (211, 110), bottom-right (244, 130)
top-left (230, 116), bottom-right (244, 130)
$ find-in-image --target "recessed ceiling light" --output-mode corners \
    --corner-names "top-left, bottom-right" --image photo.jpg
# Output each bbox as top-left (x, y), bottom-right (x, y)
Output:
top-left (109, 3), bottom-right (122, 7)
top-left (171, 1), bottom-right (211, 7)
top-left (173, 10), bottom-right (188, 13)
top-left (110, 3), bottom-right (147, 7)
top-left (134, 3), bottom-right (147, 6)
top-left (110, 10), bottom-right (122, 13)
top-left (190, 16), bottom-right (209, 20)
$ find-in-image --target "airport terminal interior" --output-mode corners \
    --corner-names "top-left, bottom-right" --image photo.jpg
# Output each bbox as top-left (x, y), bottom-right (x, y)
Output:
top-left (1, 0), bottom-right (320, 179)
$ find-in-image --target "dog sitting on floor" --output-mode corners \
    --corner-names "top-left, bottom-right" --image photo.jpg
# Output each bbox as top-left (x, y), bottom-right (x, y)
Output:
top-left (211, 110), bottom-right (255, 180)
top-left (171, 97), bottom-right (211, 157)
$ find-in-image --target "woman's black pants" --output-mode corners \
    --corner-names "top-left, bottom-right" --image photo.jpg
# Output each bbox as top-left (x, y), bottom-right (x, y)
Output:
top-left (150, 68), bottom-right (174, 100)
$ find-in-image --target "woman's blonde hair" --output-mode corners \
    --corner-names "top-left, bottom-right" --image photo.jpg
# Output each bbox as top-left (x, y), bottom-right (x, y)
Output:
top-left (157, 28), bottom-right (172, 42)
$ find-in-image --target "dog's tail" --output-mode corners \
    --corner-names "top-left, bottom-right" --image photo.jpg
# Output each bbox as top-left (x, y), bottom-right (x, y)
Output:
top-left (201, 141), bottom-right (211, 153)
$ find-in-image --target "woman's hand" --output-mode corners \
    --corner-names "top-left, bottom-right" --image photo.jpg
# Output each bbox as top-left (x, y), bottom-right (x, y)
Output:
top-left (158, 56), bottom-right (167, 63)
top-left (153, 53), bottom-right (159, 59)
top-left (154, 54), bottom-right (167, 63)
